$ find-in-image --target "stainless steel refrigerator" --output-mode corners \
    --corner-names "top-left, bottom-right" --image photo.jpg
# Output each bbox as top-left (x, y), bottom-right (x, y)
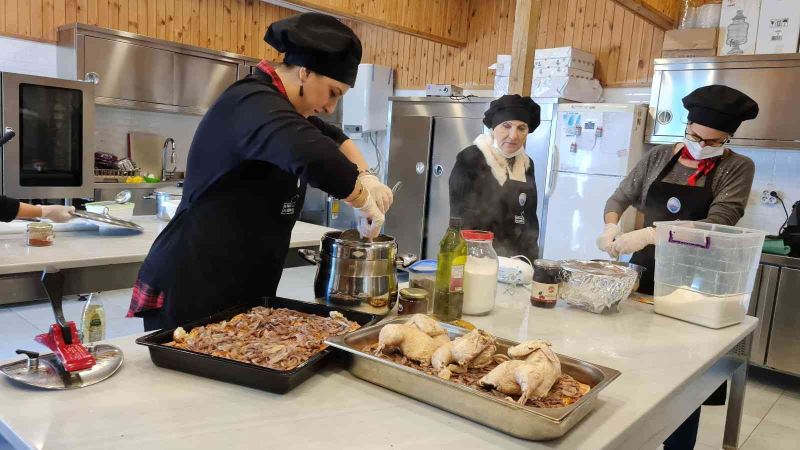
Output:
top-left (385, 96), bottom-right (564, 260)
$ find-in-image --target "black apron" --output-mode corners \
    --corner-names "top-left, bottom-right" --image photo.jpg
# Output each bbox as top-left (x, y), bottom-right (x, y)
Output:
top-left (141, 163), bottom-right (306, 331)
top-left (630, 148), bottom-right (727, 407)
top-left (630, 149), bottom-right (718, 295)
top-left (493, 178), bottom-right (540, 262)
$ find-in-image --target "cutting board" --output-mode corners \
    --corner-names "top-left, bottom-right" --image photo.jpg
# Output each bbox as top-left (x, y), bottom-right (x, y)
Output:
top-left (128, 132), bottom-right (165, 179)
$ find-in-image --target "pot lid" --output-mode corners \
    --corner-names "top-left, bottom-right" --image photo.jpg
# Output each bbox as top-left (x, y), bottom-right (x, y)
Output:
top-left (408, 259), bottom-right (437, 273)
top-left (71, 210), bottom-right (144, 231)
top-left (0, 344), bottom-right (124, 390)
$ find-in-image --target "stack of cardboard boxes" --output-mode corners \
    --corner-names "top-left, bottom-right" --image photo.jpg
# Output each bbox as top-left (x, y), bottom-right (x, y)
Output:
top-left (664, 0), bottom-right (800, 58)
top-left (530, 47), bottom-right (603, 103)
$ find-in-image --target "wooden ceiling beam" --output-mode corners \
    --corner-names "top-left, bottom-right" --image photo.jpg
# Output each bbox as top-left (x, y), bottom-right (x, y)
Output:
top-left (509, 0), bottom-right (543, 96)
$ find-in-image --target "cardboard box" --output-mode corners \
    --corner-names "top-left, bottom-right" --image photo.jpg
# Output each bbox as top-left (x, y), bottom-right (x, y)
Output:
top-left (534, 46), bottom-right (596, 73)
top-left (531, 76), bottom-right (603, 103)
top-left (755, 0), bottom-right (800, 54)
top-left (664, 28), bottom-right (719, 50)
top-left (718, 0), bottom-right (762, 55)
top-left (533, 65), bottom-right (594, 79)
top-left (662, 49), bottom-right (719, 58)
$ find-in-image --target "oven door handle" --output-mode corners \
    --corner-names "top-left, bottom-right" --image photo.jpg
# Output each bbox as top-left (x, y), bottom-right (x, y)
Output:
top-left (0, 127), bottom-right (16, 147)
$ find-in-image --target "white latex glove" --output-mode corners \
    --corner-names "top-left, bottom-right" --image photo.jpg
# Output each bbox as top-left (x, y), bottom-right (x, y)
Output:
top-left (359, 173), bottom-right (393, 213)
top-left (596, 223), bottom-right (622, 257)
top-left (353, 193), bottom-right (385, 239)
top-left (611, 227), bottom-right (656, 256)
top-left (40, 205), bottom-right (76, 223)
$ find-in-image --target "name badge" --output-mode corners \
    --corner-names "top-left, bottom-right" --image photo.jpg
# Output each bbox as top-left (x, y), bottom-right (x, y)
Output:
top-left (515, 215), bottom-right (525, 224)
top-left (667, 196), bottom-right (682, 214)
top-left (281, 194), bottom-right (299, 215)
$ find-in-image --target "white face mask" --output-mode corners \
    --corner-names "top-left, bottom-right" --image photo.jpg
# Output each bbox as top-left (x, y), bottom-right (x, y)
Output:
top-left (492, 138), bottom-right (525, 159)
top-left (683, 138), bottom-right (725, 160)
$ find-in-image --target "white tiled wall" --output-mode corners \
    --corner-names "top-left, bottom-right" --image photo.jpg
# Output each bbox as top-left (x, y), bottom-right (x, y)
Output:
top-left (732, 147), bottom-right (800, 235)
top-left (94, 107), bottom-right (202, 172)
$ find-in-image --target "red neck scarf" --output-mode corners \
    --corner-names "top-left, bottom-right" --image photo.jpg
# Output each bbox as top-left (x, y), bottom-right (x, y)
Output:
top-left (680, 147), bottom-right (720, 187)
top-left (256, 60), bottom-right (287, 96)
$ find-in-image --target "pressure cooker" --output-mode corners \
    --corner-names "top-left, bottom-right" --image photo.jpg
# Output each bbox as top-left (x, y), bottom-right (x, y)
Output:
top-left (299, 231), bottom-right (417, 315)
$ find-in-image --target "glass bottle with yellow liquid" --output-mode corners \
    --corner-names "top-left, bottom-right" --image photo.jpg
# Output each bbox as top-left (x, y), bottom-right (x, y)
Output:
top-left (433, 217), bottom-right (467, 321)
top-left (80, 292), bottom-right (106, 343)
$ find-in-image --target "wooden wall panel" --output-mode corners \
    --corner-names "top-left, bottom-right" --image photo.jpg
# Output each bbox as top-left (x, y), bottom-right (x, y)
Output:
top-left (535, 0), bottom-right (667, 87)
top-left (0, 0), bottom-right (666, 88)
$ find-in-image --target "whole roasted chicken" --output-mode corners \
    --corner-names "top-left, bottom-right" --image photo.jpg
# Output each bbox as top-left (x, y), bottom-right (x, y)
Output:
top-left (432, 329), bottom-right (497, 379)
top-left (478, 340), bottom-right (561, 404)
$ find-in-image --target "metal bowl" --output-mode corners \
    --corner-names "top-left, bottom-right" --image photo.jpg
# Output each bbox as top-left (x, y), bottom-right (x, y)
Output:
top-left (591, 260), bottom-right (647, 292)
top-left (560, 260), bottom-right (638, 313)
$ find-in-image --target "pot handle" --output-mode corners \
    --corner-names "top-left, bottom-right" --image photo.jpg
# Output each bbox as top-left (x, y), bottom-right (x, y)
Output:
top-left (395, 253), bottom-right (418, 268)
top-left (298, 248), bottom-right (321, 265)
top-left (142, 195), bottom-right (156, 200)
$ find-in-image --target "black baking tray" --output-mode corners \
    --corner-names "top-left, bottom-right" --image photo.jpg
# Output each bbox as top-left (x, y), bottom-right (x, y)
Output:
top-left (135, 296), bottom-right (380, 394)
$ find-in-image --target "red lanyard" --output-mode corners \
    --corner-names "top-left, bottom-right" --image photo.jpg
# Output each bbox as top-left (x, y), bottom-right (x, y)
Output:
top-left (680, 147), bottom-right (719, 187)
top-left (256, 60), bottom-right (287, 96)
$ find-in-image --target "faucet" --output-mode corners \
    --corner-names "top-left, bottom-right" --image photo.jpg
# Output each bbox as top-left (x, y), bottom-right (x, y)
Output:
top-left (162, 138), bottom-right (176, 181)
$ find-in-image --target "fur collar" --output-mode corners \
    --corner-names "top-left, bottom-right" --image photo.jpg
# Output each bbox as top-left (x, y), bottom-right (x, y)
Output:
top-left (473, 133), bottom-right (530, 185)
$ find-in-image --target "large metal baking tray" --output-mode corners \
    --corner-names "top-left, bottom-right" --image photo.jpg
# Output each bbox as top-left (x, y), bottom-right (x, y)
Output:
top-left (325, 317), bottom-right (621, 441)
top-left (136, 297), bottom-right (380, 394)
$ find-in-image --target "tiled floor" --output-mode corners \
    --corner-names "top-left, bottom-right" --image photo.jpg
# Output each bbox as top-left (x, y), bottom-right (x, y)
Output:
top-left (1, 283), bottom-right (800, 449)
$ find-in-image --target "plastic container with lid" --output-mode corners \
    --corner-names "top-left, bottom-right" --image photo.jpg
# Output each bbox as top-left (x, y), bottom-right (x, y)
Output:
top-left (531, 259), bottom-right (561, 308)
top-left (26, 222), bottom-right (54, 247)
top-left (407, 259), bottom-right (437, 314)
top-left (461, 230), bottom-right (498, 316)
top-left (652, 221), bottom-right (766, 328)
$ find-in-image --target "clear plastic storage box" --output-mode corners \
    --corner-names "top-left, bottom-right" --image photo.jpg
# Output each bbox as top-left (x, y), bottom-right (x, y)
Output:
top-left (653, 221), bottom-right (766, 329)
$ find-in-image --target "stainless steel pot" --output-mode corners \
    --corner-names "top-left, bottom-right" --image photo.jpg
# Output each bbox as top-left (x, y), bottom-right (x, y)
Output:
top-left (144, 186), bottom-right (182, 221)
top-left (299, 231), bottom-right (417, 315)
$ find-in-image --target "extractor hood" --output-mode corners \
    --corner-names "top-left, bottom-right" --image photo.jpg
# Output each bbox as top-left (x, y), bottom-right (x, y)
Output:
top-left (646, 53), bottom-right (800, 150)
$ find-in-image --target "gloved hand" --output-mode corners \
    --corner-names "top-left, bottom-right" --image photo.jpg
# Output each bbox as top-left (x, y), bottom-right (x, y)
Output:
top-left (611, 227), bottom-right (656, 256)
top-left (40, 205), bottom-right (76, 223)
top-left (596, 223), bottom-right (622, 257)
top-left (353, 192), bottom-right (385, 239)
top-left (358, 173), bottom-right (393, 213)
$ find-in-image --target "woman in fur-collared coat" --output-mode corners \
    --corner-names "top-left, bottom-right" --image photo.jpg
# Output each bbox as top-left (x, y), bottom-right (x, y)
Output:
top-left (449, 95), bottom-right (541, 262)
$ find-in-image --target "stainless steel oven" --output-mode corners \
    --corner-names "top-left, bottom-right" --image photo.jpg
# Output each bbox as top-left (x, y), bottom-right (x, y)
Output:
top-left (0, 72), bottom-right (95, 199)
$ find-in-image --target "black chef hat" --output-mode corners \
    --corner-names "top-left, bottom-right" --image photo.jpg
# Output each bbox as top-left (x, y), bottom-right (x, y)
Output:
top-left (682, 85), bottom-right (759, 134)
top-left (483, 95), bottom-right (541, 131)
top-left (265, 13), bottom-right (362, 87)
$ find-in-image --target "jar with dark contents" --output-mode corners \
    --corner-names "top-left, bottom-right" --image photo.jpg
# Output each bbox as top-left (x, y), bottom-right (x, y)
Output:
top-left (397, 288), bottom-right (429, 315)
top-left (531, 259), bottom-right (561, 308)
top-left (26, 223), bottom-right (54, 247)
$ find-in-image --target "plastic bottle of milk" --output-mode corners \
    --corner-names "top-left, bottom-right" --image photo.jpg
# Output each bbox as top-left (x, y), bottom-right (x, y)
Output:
top-left (461, 230), bottom-right (499, 315)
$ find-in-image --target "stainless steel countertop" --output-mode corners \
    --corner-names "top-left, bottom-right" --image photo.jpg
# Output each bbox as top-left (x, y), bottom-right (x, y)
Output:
top-left (761, 253), bottom-right (800, 270)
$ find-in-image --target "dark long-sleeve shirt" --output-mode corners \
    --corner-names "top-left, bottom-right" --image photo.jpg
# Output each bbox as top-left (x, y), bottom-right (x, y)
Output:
top-left (0, 195), bottom-right (20, 222)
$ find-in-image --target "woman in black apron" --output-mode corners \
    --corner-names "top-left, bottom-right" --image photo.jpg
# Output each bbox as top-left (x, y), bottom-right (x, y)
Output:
top-left (598, 85), bottom-right (759, 449)
top-left (449, 95), bottom-right (541, 262)
top-left (127, 13), bottom-right (392, 331)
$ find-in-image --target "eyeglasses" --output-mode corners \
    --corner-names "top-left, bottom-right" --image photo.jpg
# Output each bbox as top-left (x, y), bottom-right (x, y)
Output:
top-left (684, 128), bottom-right (730, 148)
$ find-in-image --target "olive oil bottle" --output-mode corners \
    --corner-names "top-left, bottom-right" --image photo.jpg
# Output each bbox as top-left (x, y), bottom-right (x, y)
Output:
top-left (432, 217), bottom-right (467, 321)
top-left (80, 292), bottom-right (106, 343)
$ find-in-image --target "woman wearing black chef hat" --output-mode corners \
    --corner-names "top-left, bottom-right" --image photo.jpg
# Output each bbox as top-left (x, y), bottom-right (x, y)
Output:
top-left (449, 95), bottom-right (541, 262)
top-left (127, 13), bottom-right (392, 331)
top-left (597, 84), bottom-right (758, 449)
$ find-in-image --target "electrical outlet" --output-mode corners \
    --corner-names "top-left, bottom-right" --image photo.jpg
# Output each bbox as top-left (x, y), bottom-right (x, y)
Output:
top-left (761, 190), bottom-right (779, 205)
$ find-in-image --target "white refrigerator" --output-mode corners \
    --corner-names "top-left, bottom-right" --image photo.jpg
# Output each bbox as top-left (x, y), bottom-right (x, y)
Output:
top-left (541, 103), bottom-right (647, 261)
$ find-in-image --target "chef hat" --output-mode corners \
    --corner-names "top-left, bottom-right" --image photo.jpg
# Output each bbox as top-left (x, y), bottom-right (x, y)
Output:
top-left (264, 13), bottom-right (362, 87)
top-left (483, 95), bottom-right (541, 131)
top-left (682, 85), bottom-right (759, 134)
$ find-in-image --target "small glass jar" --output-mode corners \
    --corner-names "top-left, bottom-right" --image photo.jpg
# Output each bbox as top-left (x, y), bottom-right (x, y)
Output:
top-left (461, 230), bottom-right (498, 316)
top-left (407, 259), bottom-right (437, 314)
top-left (26, 222), bottom-right (54, 247)
top-left (397, 288), bottom-right (429, 315)
top-left (531, 259), bottom-right (561, 308)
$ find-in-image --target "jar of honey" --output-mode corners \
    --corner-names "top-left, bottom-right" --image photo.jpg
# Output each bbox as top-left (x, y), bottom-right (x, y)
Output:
top-left (26, 222), bottom-right (54, 247)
